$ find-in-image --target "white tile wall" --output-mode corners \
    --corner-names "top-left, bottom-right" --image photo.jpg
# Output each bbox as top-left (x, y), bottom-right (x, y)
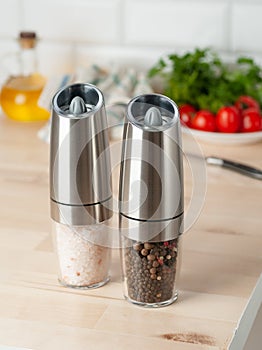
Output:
top-left (124, 0), bottom-right (229, 50)
top-left (0, 0), bottom-right (261, 74)
top-left (0, 0), bottom-right (21, 37)
top-left (232, 2), bottom-right (262, 52)
top-left (37, 41), bottom-right (74, 77)
top-left (22, 0), bottom-right (120, 44)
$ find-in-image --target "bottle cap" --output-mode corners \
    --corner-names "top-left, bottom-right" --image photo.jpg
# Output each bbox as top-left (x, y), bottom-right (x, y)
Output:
top-left (19, 31), bottom-right (37, 49)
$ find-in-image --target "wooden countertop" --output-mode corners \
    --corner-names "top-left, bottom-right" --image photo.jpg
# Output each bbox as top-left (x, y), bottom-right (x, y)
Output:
top-left (0, 117), bottom-right (261, 350)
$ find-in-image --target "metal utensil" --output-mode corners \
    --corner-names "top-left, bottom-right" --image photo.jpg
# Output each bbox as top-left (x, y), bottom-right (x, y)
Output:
top-left (206, 156), bottom-right (262, 180)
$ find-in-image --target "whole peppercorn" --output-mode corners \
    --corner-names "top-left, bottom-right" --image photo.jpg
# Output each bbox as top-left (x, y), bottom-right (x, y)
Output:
top-left (141, 249), bottom-right (149, 256)
top-left (144, 242), bottom-right (154, 250)
top-left (124, 238), bottom-right (179, 304)
top-left (152, 260), bottom-right (159, 268)
top-left (133, 243), bottom-right (143, 251)
top-left (147, 254), bottom-right (155, 261)
top-left (150, 267), bottom-right (157, 274)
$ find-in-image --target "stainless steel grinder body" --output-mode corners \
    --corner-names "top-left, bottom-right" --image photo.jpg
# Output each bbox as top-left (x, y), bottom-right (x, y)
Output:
top-left (50, 83), bottom-right (112, 289)
top-left (119, 94), bottom-right (184, 307)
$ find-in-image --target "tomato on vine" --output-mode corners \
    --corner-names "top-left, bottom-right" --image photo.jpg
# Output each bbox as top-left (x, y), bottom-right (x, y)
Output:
top-left (235, 95), bottom-right (260, 113)
top-left (216, 106), bottom-right (241, 133)
top-left (191, 110), bottom-right (216, 132)
top-left (179, 104), bottom-right (196, 127)
top-left (241, 108), bottom-right (261, 132)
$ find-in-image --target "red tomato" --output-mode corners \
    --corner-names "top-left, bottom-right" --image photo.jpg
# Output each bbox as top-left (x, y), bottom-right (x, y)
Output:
top-left (216, 106), bottom-right (241, 133)
top-left (179, 104), bottom-right (196, 127)
top-left (191, 110), bottom-right (216, 132)
top-left (235, 95), bottom-right (260, 113)
top-left (240, 108), bottom-right (261, 132)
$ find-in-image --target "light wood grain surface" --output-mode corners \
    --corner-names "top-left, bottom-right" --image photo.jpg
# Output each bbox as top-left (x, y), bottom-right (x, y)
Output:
top-left (0, 117), bottom-right (261, 350)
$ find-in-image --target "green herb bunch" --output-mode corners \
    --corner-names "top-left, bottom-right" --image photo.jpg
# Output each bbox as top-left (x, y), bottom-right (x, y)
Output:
top-left (148, 48), bottom-right (262, 113)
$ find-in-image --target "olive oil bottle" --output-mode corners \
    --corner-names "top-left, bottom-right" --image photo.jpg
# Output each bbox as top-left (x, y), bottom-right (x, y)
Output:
top-left (0, 32), bottom-right (49, 122)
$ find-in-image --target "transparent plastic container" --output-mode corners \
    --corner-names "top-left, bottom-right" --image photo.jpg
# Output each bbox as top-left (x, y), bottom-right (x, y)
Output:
top-left (120, 236), bottom-right (181, 307)
top-left (52, 221), bottom-right (111, 289)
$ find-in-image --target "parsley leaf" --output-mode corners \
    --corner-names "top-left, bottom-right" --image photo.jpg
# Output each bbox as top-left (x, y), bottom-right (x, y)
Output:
top-left (148, 48), bottom-right (262, 113)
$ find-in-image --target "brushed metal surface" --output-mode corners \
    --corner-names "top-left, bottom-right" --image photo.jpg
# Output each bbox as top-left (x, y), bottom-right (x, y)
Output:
top-left (119, 212), bottom-right (183, 242)
top-left (50, 83), bottom-right (112, 225)
top-left (119, 94), bottom-right (184, 241)
top-left (119, 94), bottom-right (184, 221)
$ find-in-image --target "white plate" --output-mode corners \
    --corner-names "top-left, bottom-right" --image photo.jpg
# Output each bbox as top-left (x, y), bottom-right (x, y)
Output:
top-left (182, 126), bottom-right (262, 145)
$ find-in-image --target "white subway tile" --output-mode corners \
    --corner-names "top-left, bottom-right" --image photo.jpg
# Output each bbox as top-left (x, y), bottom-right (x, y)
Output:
top-left (23, 0), bottom-right (120, 44)
top-left (0, 0), bottom-right (21, 37)
top-left (0, 39), bottom-right (18, 56)
top-left (232, 3), bottom-right (262, 53)
top-left (124, 0), bottom-right (229, 49)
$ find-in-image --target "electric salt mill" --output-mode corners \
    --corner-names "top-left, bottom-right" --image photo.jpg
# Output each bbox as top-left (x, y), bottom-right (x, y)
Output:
top-left (50, 83), bottom-right (112, 289)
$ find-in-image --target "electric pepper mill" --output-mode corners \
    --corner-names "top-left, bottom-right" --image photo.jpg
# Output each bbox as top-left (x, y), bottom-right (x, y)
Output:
top-left (50, 83), bottom-right (112, 289)
top-left (119, 94), bottom-right (184, 307)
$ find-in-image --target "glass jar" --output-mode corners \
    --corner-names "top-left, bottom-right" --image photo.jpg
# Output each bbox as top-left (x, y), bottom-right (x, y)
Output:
top-left (0, 31), bottom-right (49, 122)
top-left (52, 221), bottom-right (111, 289)
top-left (120, 236), bottom-right (181, 307)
